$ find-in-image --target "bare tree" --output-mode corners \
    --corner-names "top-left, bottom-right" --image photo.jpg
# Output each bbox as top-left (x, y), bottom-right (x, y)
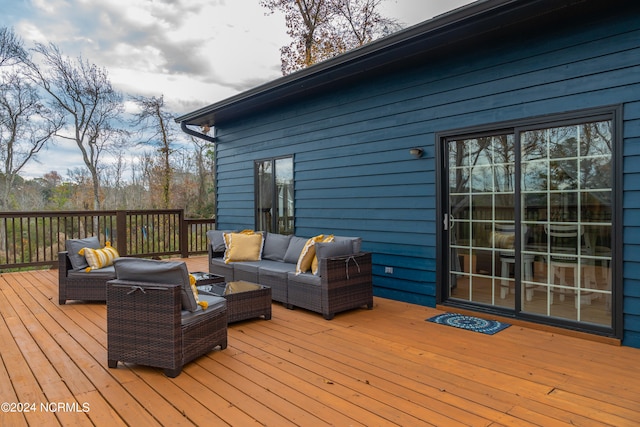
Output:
top-left (261, 0), bottom-right (401, 74)
top-left (26, 42), bottom-right (125, 210)
top-left (334, 0), bottom-right (401, 46)
top-left (131, 94), bottom-right (175, 209)
top-left (0, 27), bottom-right (27, 67)
top-left (189, 135), bottom-right (215, 218)
top-left (0, 69), bottom-right (63, 209)
top-left (100, 151), bottom-right (127, 209)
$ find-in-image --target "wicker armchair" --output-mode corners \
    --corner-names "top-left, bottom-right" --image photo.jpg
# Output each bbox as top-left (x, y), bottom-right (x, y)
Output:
top-left (59, 236), bottom-right (117, 304)
top-left (58, 251), bottom-right (115, 304)
top-left (106, 259), bottom-right (227, 378)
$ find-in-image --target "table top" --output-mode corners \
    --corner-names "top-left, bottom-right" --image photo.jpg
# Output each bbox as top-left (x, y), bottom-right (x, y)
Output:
top-left (191, 272), bottom-right (224, 283)
top-left (198, 280), bottom-right (267, 296)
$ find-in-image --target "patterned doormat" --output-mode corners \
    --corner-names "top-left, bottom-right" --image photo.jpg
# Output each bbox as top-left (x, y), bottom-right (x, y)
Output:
top-left (426, 313), bottom-right (511, 335)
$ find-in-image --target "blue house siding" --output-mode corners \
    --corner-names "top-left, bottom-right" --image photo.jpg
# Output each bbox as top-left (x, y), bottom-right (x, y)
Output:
top-left (623, 97), bottom-right (640, 347)
top-left (186, 3), bottom-right (640, 346)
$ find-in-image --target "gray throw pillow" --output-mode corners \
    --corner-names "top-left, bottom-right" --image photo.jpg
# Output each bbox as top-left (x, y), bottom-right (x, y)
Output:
top-left (65, 236), bottom-right (101, 270)
top-left (314, 240), bottom-right (355, 275)
top-left (113, 258), bottom-right (198, 312)
top-left (283, 236), bottom-right (309, 264)
top-left (206, 229), bottom-right (235, 252)
top-left (333, 236), bottom-right (362, 254)
top-left (263, 233), bottom-right (293, 262)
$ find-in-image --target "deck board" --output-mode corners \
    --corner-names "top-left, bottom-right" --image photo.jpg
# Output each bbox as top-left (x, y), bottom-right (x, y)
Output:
top-left (1, 256), bottom-right (640, 426)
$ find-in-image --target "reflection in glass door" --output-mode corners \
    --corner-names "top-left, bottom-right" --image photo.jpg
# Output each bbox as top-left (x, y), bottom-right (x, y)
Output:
top-left (445, 117), bottom-right (613, 329)
top-left (520, 121), bottom-right (612, 326)
top-left (447, 133), bottom-right (517, 310)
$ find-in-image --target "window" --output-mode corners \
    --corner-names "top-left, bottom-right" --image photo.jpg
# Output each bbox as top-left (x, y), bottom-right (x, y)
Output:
top-left (255, 157), bottom-right (294, 234)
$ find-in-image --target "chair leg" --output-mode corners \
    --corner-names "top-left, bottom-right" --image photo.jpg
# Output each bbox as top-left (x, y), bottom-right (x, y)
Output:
top-left (575, 264), bottom-right (597, 309)
top-left (550, 264), bottom-right (568, 303)
top-left (500, 259), bottom-right (511, 299)
top-left (500, 285), bottom-right (509, 299)
top-left (108, 360), bottom-right (118, 369)
top-left (164, 367), bottom-right (182, 378)
top-left (526, 286), bottom-right (534, 301)
top-left (523, 258), bottom-right (534, 301)
top-left (558, 265), bottom-right (566, 302)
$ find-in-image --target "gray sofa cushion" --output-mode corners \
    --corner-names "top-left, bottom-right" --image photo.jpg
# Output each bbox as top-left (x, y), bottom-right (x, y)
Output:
top-left (258, 260), bottom-right (297, 274)
top-left (333, 236), bottom-right (362, 254)
top-left (65, 236), bottom-right (101, 270)
top-left (314, 239), bottom-right (355, 275)
top-left (181, 294), bottom-right (226, 324)
top-left (68, 265), bottom-right (116, 279)
top-left (113, 257), bottom-right (198, 312)
top-left (233, 260), bottom-right (261, 282)
top-left (316, 239), bottom-right (354, 258)
top-left (206, 229), bottom-right (236, 252)
top-left (287, 271), bottom-right (320, 286)
top-left (196, 294), bottom-right (226, 310)
top-left (283, 236), bottom-right (308, 264)
top-left (263, 233), bottom-right (292, 262)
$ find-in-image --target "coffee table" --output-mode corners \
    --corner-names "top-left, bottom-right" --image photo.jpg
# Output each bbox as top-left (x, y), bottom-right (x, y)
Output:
top-left (198, 280), bottom-right (271, 323)
top-left (190, 271), bottom-right (225, 286)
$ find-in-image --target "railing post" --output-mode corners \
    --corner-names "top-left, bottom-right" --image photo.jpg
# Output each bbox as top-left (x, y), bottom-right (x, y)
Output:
top-left (116, 211), bottom-right (128, 257)
top-left (180, 210), bottom-right (189, 258)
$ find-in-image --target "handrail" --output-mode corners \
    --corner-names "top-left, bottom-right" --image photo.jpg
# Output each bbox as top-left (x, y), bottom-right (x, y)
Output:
top-left (0, 210), bottom-right (215, 270)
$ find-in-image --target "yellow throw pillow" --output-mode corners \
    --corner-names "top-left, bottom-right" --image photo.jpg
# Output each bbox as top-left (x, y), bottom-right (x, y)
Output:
top-left (311, 234), bottom-right (335, 275)
top-left (189, 274), bottom-right (208, 310)
top-left (223, 232), bottom-right (264, 264)
top-left (223, 229), bottom-right (257, 248)
top-left (79, 241), bottom-right (119, 272)
top-left (296, 234), bottom-right (325, 275)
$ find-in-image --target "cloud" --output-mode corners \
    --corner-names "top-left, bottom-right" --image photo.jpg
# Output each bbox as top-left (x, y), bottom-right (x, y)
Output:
top-left (4, 0), bottom-right (475, 179)
top-left (10, 0), bottom-right (287, 108)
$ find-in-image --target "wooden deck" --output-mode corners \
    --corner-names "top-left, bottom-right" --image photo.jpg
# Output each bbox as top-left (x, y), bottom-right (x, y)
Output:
top-left (1, 256), bottom-right (639, 426)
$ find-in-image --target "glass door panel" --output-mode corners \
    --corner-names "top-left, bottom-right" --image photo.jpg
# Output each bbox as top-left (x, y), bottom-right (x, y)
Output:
top-left (447, 134), bottom-right (516, 309)
top-left (521, 121), bottom-right (612, 326)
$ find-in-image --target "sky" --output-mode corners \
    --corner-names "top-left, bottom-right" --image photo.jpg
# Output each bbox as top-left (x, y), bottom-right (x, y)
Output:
top-left (1, 0), bottom-right (474, 179)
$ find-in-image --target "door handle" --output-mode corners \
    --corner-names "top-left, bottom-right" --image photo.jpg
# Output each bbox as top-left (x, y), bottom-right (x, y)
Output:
top-left (444, 214), bottom-right (454, 231)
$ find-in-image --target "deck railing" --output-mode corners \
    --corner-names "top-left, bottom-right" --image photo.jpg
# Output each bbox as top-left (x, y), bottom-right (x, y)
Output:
top-left (0, 210), bottom-right (215, 270)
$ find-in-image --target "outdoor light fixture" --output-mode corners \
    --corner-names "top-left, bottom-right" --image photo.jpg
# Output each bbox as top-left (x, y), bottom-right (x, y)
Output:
top-left (409, 147), bottom-right (424, 158)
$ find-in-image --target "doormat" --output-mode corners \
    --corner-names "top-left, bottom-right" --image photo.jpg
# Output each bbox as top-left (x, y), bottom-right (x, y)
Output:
top-left (426, 313), bottom-right (511, 335)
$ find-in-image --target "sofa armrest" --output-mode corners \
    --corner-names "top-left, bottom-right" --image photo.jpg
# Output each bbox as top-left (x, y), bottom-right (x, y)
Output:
top-left (58, 251), bottom-right (72, 304)
top-left (59, 251), bottom-right (73, 275)
top-left (208, 243), bottom-right (225, 259)
top-left (320, 252), bottom-right (372, 286)
top-left (107, 279), bottom-right (183, 323)
top-left (319, 252), bottom-right (373, 319)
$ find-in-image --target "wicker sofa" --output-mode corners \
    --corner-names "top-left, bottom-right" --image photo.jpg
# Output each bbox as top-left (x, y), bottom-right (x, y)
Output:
top-left (107, 258), bottom-right (227, 377)
top-left (207, 231), bottom-right (373, 320)
top-left (58, 236), bottom-right (117, 304)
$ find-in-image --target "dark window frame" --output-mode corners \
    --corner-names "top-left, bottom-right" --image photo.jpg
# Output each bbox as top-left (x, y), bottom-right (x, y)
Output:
top-left (254, 156), bottom-right (294, 234)
top-left (435, 105), bottom-right (623, 338)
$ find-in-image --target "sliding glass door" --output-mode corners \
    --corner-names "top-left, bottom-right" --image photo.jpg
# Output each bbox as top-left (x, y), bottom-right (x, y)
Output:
top-left (444, 113), bottom-right (613, 330)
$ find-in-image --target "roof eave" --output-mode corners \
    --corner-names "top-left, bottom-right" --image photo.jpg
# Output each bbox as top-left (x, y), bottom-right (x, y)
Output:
top-left (175, 0), bottom-right (588, 128)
